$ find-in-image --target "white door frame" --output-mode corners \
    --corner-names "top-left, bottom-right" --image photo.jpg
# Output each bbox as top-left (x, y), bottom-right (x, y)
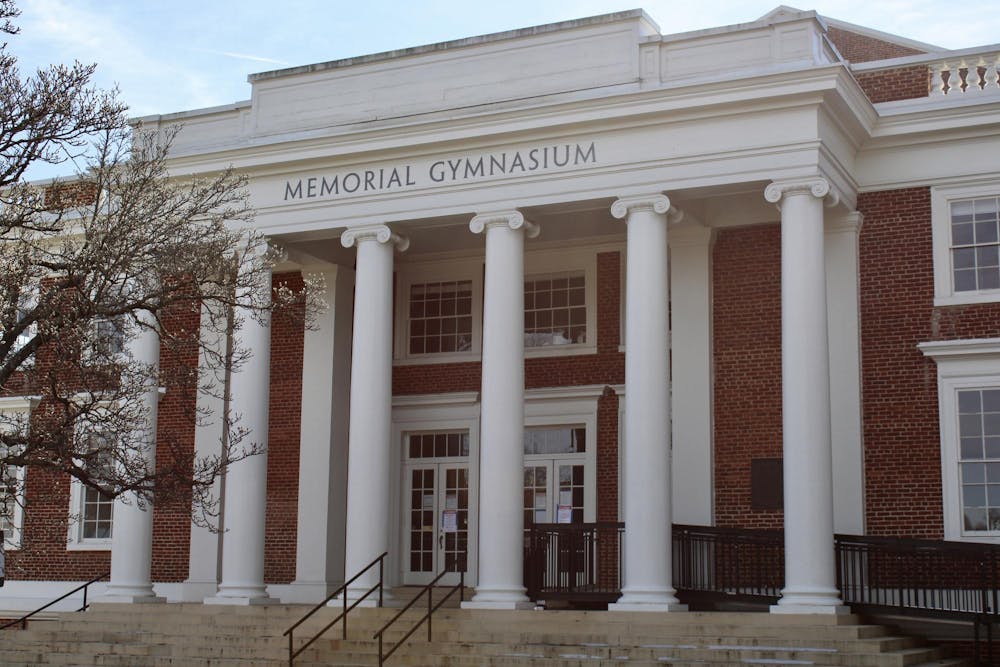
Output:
top-left (392, 393), bottom-right (480, 588)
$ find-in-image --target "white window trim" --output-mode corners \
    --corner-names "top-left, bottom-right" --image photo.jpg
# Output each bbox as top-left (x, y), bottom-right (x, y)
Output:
top-left (393, 258), bottom-right (483, 365)
top-left (920, 337), bottom-right (1000, 543)
top-left (393, 248), bottom-right (599, 365)
top-left (932, 181), bottom-right (1000, 306)
top-left (524, 248), bottom-right (598, 359)
top-left (0, 396), bottom-right (36, 550)
top-left (66, 416), bottom-right (118, 551)
top-left (524, 385), bottom-right (601, 523)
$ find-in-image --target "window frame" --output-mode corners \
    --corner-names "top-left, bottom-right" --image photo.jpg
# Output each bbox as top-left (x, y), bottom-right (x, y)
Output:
top-left (83, 315), bottom-right (127, 363)
top-left (393, 258), bottom-right (484, 365)
top-left (66, 428), bottom-right (115, 551)
top-left (0, 396), bottom-right (35, 550)
top-left (523, 249), bottom-right (597, 359)
top-left (920, 337), bottom-right (1000, 543)
top-left (393, 247), bottom-right (599, 364)
top-left (932, 182), bottom-right (1000, 306)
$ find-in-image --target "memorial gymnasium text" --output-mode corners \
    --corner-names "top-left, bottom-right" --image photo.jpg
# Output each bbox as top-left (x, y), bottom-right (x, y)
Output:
top-left (283, 142), bottom-right (597, 201)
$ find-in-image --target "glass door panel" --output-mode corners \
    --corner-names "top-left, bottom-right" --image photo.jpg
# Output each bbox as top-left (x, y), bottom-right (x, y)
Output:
top-left (404, 462), bottom-right (469, 585)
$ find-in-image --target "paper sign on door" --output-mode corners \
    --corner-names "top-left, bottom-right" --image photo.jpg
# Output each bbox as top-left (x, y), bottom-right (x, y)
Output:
top-left (442, 509), bottom-right (458, 533)
top-left (557, 505), bottom-right (573, 524)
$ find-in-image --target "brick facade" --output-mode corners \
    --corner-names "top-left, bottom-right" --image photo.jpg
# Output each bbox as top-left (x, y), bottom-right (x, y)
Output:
top-left (826, 27), bottom-right (924, 64)
top-left (859, 187), bottom-right (1000, 538)
top-left (854, 66), bottom-right (929, 104)
top-left (712, 224), bottom-right (784, 530)
top-left (264, 272), bottom-right (305, 584)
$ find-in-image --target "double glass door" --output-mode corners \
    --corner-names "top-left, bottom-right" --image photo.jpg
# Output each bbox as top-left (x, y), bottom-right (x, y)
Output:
top-left (523, 425), bottom-right (588, 526)
top-left (403, 432), bottom-right (470, 585)
top-left (523, 459), bottom-right (586, 526)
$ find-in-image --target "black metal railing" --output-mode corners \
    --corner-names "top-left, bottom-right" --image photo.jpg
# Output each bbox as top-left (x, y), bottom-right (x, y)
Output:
top-left (283, 552), bottom-right (386, 666)
top-left (524, 522), bottom-right (623, 602)
top-left (673, 523), bottom-right (784, 605)
top-left (523, 522), bottom-right (783, 605)
top-left (0, 571), bottom-right (109, 630)
top-left (835, 533), bottom-right (1000, 665)
top-left (373, 568), bottom-right (465, 667)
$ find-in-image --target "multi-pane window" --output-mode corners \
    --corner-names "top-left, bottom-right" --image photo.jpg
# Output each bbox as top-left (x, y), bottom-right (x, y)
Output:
top-left (74, 431), bottom-right (114, 543)
top-left (524, 272), bottom-right (586, 348)
top-left (81, 485), bottom-right (114, 539)
top-left (957, 388), bottom-right (1000, 532)
top-left (951, 197), bottom-right (1000, 292)
top-left (408, 281), bottom-right (473, 355)
top-left (88, 317), bottom-right (125, 359)
top-left (523, 426), bottom-right (586, 455)
top-left (407, 432), bottom-right (470, 459)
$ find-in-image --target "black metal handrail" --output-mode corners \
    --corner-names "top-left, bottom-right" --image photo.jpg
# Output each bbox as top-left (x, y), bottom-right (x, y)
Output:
top-left (0, 571), bottom-right (109, 630)
top-left (835, 533), bottom-right (999, 665)
top-left (373, 567), bottom-right (465, 667)
top-left (673, 523), bottom-right (784, 604)
top-left (283, 551), bottom-right (386, 666)
top-left (524, 522), bottom-right (623, 602)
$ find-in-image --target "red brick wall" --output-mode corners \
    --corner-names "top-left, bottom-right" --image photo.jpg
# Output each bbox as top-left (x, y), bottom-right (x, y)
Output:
top-left (854, 66), bottom-right (929, 103)
top-left (264, 272), bottom-right (305, 584)
top-left (827, 27), bottom-right (924, 63)
top-left (9, 467), bottom-right (110, 579)
top-left (150, 300), bottom-right (201, 582)
top-left (712, 224), bottom-right (784, 530)
top-left (859, 188), bottom-right (1000, 538)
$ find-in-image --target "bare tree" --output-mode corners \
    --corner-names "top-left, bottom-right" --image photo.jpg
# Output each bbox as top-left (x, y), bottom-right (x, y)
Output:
top-left (0, 0), bottom-right (305, 541)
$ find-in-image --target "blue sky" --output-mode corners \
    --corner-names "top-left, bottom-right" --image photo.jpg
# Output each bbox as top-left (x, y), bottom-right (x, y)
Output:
top-left (8, 0), bottom-right (1000, 180)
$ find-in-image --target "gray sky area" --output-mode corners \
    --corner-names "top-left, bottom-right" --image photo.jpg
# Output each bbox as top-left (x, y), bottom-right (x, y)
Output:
top-left (9, 0), bottom-right (999, 180)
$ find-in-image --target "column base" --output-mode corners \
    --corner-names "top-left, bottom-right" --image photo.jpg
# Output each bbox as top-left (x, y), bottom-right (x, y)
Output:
top-left (101, 584), bottom-right (164, 604)
top-left (770, 604), bottom-right (851, 615)
top-left (609, 587), bottom-right (686, 612)
top-left (772, 586), bottom-right (848, 614)
top-left (205, 594), bottom-right (276, 606)
top-left (461, 599), bottom-right (535, 610)
top-left (205, 584), bottom-right (274, 606)
top-left (462, 585), bottom-right (530, 610)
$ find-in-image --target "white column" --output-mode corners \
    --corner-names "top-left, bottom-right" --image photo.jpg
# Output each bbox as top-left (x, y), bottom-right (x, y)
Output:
top-left (608, 194), bottom-right (686, 612)
top-left (181, 303), bottom-right (227, 601)
top-left (206, 258), bottom-right (273, 605)
top-left (669, 223), bottom-right (714, 527)
top-left (341, 225), bottom-right (407, 604)
top-left (826, 213), bottom-right (865, 535)
top-left (764, 177), bottom-right (848, 614)
top-left (463, 210), bottom-right (537, 610)
top-left (103, 309), bottom-right (164, 603)
top-left (286, 266), bottom-right (355, 603)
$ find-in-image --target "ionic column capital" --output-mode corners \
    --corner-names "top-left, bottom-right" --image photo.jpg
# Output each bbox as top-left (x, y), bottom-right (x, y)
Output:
top-left (340, 224), bottom-right (410, 252)
top-left (764, 178), bottom-right (840, 209)
top-left (611, 194), bottom-right (684, 224)
top-left (469, 210), bottom-right (539, 238)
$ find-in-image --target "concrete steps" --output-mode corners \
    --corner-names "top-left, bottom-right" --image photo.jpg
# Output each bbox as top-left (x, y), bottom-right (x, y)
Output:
top-left (0, 604), bottom-right (972, 666)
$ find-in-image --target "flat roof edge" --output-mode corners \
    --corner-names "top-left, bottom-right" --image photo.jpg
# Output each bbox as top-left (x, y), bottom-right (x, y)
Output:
top-left (248, 9), bottom-right (657, 83)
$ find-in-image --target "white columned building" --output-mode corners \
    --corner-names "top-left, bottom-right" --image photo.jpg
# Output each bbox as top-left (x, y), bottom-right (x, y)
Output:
top-left (463, 211), bottom-right (537, 610)
top-left (765, 178), bottom-right (847, 614)
top-left (608, 194), bottom-right (686, 612)
top-left (103, 309), bottom-right (164, 603)
top-left (341, 225), bottom-right (408, 603)
top-left (206, 257), bottom-right (274, 605)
